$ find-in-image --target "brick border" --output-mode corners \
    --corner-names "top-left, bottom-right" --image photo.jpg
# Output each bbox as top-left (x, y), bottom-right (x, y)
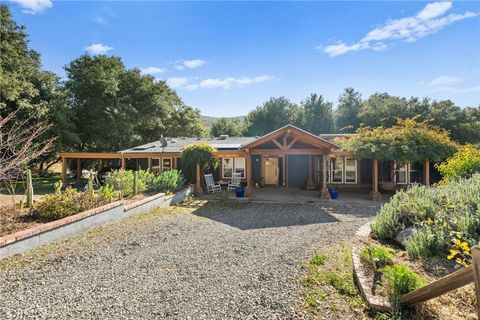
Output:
top-left (352, 222), bottom-right (392, 312)
top-left (0, 186), bottom-right (194, 259)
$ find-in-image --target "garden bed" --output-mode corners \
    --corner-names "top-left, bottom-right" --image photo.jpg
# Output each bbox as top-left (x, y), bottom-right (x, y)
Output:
top-left (352, 223), bottom-right (476, 319)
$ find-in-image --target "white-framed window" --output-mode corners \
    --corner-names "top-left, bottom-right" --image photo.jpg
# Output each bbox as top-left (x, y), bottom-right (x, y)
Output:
top-left (162, 158), bottom-right (172, 171)
top-left (330, 158), bottom-right (343, 183)
top-left (395, 162), bottom-right (409, 184)
top-left (328, 157), bottom-right (358, 184)
top-left (234, 157), bottom-right (246, 178)
top-left (222, 157), bottom-right (246, 179)
top-left (344, 158), bottom-right (357, 184)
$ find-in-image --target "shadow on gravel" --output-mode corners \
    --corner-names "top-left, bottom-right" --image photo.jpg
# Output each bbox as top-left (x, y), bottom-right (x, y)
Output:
top-left (190, 202), bottom-right (340, 230)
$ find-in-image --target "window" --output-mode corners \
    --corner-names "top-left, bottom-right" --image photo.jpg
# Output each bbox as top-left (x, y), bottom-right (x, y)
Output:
top-left (395, 162), bottom-right (408, 184)
top-left (222, 158), bottom-right (233, 179)
top-left (330, 158), bottom-right (343, 183)
top-left (162, 158), bottom-right (172, 171)
top-left (222, 157), bottom-right (246, 179)
top-left (234, 158), bottom-right (245, 178)
top-left (328, 157), bottom-right (358, 184)
top-left (344, 158), bottom-right (357, 183)
top-left (151, 159), bottom-right (161, 173)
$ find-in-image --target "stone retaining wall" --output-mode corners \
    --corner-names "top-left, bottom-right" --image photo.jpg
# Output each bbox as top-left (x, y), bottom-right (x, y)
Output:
top-left (0, 186), bottom-right (194, 260)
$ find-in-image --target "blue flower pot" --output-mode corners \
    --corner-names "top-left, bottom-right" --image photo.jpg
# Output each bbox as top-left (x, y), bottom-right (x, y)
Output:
top-left (329, 189), bottom-right (339, 199)
top-left (235, 187), bottom-right (245, 197)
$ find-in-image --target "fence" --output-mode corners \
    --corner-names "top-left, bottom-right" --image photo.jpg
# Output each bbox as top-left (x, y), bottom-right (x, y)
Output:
top-left (400, 246), bottom-right (480, 318)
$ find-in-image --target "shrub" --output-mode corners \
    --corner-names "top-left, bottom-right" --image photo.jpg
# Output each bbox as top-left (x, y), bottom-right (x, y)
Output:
top-left (360, 245), bottom-right (394, 266)
top-left (371, 174), bottom-right (480, 262)
top-left (381, 265), bottom-right (426, 297)
top-left (33, 187), bottom-right (104, 221)
top-left (436, 145), bottom-right (480, 184)
top-left (104, 169), bottom-right (152, 198)
top-left (149, 169), bottom-right (185, 194)
top-left (181, 143), bottom-right (218, 183)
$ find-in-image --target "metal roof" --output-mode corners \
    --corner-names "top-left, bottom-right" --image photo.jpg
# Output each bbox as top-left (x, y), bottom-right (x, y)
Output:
top-left (121, 136), bottom-right (256, 154)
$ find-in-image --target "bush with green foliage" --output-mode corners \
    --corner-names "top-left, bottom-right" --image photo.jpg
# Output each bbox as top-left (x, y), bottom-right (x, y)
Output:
top-left (32, 187), bottom-right (104, 221)
top-left (103, 169), bottom-right (185, 198)
top-left (371, 174), bottom-right (480, 261)
top-left (181, 143), bottom-right (218, 182)
top-left (381, 265), bottom-right (426, 297)
top-left (338, 118), bottom-right (457, 162)
top-left (148, 169), bottom-right (185, 194)
top-left (360, 245), bottom-right (394, 266)
top-left (436, 145), bottom-right (480, 184)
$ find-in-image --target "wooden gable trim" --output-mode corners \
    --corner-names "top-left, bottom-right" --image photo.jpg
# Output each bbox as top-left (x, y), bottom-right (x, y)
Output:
top-left (286, 138), bottom-right (298, 149)
top-left (240, 125), bottom-right (337, 151)
top-left (272, 138), bottom-right (283, 149)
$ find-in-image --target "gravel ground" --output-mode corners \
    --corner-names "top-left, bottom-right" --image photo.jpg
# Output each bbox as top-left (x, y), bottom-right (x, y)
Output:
top-left (0, 201), bottom-right (380, 319)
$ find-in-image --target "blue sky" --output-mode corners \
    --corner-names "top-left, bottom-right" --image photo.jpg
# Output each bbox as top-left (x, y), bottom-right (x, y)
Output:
top-left (7, 1), bottom-right (480, 117)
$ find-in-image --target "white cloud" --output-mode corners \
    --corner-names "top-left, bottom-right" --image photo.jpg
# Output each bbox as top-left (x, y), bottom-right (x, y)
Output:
top-left (422, 75), bottom-right (479, 93)
top-left (321, 2), bottom-right (477, 57)
top-left (166, 77), bottom-right (189, 89)
top-left (167, 75), bottom-right (273, 90)
top-left (84, 43), bottom-right (113, 55)
top-left (9, 0), bottom-right (52, 14)
top-left (174, 59), bottom-right (206, 70)
top-left (424, 75), bottom-right (462, 88)
top-left (416, 2), bottom-right (452, 20)
top-left (140, 67), bottom-right (166, 75)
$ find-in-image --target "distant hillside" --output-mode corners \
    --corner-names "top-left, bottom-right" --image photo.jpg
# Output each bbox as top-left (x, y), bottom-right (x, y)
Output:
top-left (202, 115), bottom-right (246, 128)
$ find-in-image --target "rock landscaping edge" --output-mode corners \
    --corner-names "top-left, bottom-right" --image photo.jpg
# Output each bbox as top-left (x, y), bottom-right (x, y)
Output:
top-left (352, 222), bottom-right (392, 312)
top-left (0, 186), bottom-right (194, 260)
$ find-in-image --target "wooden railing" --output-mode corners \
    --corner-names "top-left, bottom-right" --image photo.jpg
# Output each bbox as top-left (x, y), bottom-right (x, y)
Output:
top-left (400, 246), bottom-right (480, 318)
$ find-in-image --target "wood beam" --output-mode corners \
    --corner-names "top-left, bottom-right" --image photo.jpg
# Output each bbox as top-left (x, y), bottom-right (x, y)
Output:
top-left (371, 159), bottom-right (382, 201)
top-left (321, 156), bottom-right (330, 199)
top-left (147, 158), bottom-right (152, 171)
top-left (272, 138), bottom-right (284, 149)
top-left (286, 138), bottom-right (298, 149)
top-left (61, 157), bottom-right (67, 186)
top-left (250, 149), bottom-right (326, 155)
top-left (76, 159), bottom-right (81, 183)
top-left (424, 160), bottom-right (430, 186)
top-left (306, 155), bottom-right (315, 190)
top-left (194, 163), bottom-right (203, 196)
top-left (246, 153), bottom-right (253, 197)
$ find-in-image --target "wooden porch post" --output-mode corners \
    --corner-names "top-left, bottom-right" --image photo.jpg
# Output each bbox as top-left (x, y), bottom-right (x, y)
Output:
top-left (194, 163), bottom-right (203, 196)
top-left (121, 157), bottom-right (126, 169)
top-left (246, 151), bottom-right (253, 197)
top-left (147, 158), bottom-right (152, 171)
top-left (321, 155), bottom-right (331, 199)
top-left (76, 159), bottom-right (81, 183)
top-left (371, 159), bottom-right (382, 201)
top-left (424, 159), bottom-right (430, 186)
top-left (61, 156), bottom-right (67, 187)
top-left (306, 155), bottom-right (315, 190)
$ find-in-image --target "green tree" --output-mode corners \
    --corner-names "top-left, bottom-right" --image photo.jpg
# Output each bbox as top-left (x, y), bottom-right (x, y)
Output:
top-left (211, 118), bottom-right (244, 136)
top-left (244, 97), bottom-right (300, 136)
top-left (436, 145), bottom-right (480, 184)
top-left (299, 93), bottom-right (334, 134)
top-left (335, 88), bottom-right (362, 133)
top-left (0, 5), bottom-right (77, 171)
top-left (181, 143), bottom-right (218, 182)
top-left (338, 118), bottom-right (457, 162)
top-left (165, 105), bottom-right (209, 137)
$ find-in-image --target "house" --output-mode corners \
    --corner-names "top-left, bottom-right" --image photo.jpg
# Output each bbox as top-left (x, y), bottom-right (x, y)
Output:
top-left (59, 125), bottom-right (434, 200)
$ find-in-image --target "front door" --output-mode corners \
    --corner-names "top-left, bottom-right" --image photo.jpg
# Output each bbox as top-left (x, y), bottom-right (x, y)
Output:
top-left (264, 157), bottom-right (279, 185)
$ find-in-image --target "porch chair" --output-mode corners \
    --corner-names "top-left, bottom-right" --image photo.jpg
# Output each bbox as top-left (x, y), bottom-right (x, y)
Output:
top-left (204, 174), bottom-right (221, 193)
top-left (228, 172), bottom-right (242, 191)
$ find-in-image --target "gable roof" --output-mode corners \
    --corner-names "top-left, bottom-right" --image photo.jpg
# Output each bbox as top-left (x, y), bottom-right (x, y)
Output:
top-left (239, 124), bottom-right (338, 150)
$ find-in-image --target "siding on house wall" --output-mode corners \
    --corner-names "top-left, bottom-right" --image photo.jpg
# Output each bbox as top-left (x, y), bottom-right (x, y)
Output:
top-left (287, 155), bottom-right (309, 188)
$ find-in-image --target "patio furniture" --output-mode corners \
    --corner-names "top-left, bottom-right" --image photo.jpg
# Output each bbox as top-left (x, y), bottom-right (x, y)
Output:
top-left (228, 173), bottom-right (242, 191)
top-left (204, 174), bottom-right (221, 193)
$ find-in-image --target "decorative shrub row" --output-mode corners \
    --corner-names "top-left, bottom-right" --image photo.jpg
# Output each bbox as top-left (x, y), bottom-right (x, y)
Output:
top-left (102, 169), bottom-right (185, 199)
top-left (32, 188), bottom-right (105, 221)
top-left (371, 174), bottom-right (480, 263)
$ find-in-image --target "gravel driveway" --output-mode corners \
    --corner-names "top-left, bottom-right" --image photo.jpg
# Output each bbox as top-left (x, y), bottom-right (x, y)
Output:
top-left (0, 201), bottom-right (380, 319)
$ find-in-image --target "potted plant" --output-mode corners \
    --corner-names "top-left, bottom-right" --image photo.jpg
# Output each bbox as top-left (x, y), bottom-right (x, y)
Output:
top-left (328, 184), bottom-right (339, 199)
top-left (235, 182), bottom-right (246, 197)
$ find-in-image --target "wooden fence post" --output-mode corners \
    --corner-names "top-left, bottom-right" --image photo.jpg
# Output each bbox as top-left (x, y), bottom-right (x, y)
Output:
top-left (472, 246), bottom-right (480, 319)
